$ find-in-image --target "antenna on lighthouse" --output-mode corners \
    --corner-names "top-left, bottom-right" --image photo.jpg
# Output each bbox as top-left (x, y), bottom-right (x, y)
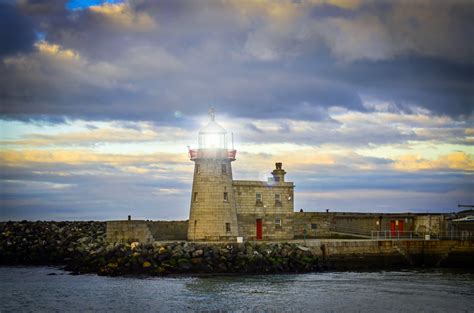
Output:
top-left (231, 132), bottom-right (234, 150)
top-left (208, 107), bottom-right (215, 121)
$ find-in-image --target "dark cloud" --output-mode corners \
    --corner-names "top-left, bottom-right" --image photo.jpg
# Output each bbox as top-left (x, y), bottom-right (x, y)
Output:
top-left (296, 171), bottom-right (471, 194)
top-left (0, 0), bottom-right (473, 123)
top-left (334, 57), bottom-right (474, 117)
top-left (0, 3), bottom-right (36, 56)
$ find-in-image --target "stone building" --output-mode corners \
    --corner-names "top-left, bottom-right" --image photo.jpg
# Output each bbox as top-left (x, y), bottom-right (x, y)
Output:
top-left (187, 109), bottom-right (294, 241)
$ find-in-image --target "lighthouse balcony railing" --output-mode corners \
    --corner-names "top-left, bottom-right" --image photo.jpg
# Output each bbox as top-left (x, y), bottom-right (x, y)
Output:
top-left (188, 149), bottom-right (237, 160)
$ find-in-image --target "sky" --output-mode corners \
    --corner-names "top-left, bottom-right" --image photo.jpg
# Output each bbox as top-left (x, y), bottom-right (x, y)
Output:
top-left (0, 0), bottom-right (473, 221)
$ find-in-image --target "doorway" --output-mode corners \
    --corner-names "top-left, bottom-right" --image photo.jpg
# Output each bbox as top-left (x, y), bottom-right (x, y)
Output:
top-left (390, 220), bottom-right (404, 237)
top-left (256, 219), bottom-right (263, 240)
top-left (390, 221), bottom-right (396, 236)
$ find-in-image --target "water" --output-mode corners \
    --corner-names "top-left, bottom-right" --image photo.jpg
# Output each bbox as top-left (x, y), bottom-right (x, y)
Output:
top-left (1, 267), bottom-right (473, 312)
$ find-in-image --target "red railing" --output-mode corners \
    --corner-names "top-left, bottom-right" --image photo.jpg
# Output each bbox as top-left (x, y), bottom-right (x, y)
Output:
top-left (188, 149), bottom-right (237, 160)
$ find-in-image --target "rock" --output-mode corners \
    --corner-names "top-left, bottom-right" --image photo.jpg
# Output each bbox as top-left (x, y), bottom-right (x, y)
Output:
top-left (172, 245), bottom-right (184, 258)
top-left (178, 258), bottom-right (192, 270)
top-left (191, 257), bottom-right (203, 264)
top-left (183, 244), bottom-right (195, 254)
top-left (157, 246), bottom-right (167, 254)
top-left (107, 262), bottom-right (118, 268)
top-left (77, 237), bottom-right (89, 244)
top-left (217, 263), bottom-right (227, 272)
top-left (297, 245), bottom-right (310, 252)
top-left (192, 249), bottom-right (203, 258)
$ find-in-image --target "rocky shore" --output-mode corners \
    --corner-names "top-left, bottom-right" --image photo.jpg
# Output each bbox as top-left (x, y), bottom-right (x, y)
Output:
top-left (0, 221), bottom-right (106, 266)
top-left (2, 221), bottom-right (472, 276)
top-left (0, 221), bottom-right (319, 276)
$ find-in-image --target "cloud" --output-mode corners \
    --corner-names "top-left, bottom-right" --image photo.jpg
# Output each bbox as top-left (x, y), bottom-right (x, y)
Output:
top-left (393, 152), bottom-right (474, 172)
top-left (0, 149), bottom-right (188, 167)
top-left (0, 3), bottom-right (36, 56)
top-left (88, 2), bottom-right (157, 31)
top-left (35, 41), bottom-right (80, 59)
top-left (0, 0), bottom-right (472, 122)
top-left (0, 0), bottom-right (473, 219)
top-left (0, 123), bottom-right (164, 146)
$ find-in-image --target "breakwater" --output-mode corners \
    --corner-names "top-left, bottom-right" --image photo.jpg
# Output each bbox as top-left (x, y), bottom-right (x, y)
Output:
top-left (1, 221), bottom-right (473, 276)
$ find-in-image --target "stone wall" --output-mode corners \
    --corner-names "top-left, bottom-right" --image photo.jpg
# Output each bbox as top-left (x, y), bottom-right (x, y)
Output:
top-left (293, 212), bottom-right (333, 238)
top-left (107, 212), bottom-right (452, 243)
top-left (233, 180), bottom-right (294, 240)
top-left (237, 213), bottom-right (294, 240)
top-left (188, 158), bottom-right (239, 241)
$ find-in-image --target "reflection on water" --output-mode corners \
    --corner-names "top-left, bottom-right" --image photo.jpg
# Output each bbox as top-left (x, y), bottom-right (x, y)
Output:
top-left (1, 267), bottom-right (473, 312)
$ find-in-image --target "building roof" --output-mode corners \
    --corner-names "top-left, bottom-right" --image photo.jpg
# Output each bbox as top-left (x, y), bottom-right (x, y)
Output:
top-left (199, 119), bottom-right (227, 134)
top-left (199, 107), bottom-right (227, 134)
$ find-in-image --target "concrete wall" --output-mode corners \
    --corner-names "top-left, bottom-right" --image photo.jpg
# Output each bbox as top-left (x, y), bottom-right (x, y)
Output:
top-left (306, 239), bottom-right (474, 268)
top-left (106, 221), bottom-right (154, 244)
top-left (107, 220), bottom-right (188, 243)
top-left (331, 213), bottom-right (415, 236)
top-left (233, 180), bottom-right (294, 240)
top-left (147, 221), bottom-right (188, 240)
top-left (293, 212), bottom-right (449, 238)
top-left (414, 214), bottom-right (446, 235)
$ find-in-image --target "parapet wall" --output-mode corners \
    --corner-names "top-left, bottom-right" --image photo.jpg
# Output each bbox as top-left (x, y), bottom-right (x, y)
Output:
top-left (106, 221), bottom-right (154, 244)
top-left (106, 220), bottom-right (188, 243)
top-left (293, 212), bottom-right (448, 238)
top-left (147, 221), bottom-right (188, 240)
top-left (107, 212), bottom-right (453, 243)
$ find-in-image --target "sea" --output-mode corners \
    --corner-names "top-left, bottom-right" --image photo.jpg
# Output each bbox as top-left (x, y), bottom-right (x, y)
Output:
top-left (1, 266), bottom-right (473, 312)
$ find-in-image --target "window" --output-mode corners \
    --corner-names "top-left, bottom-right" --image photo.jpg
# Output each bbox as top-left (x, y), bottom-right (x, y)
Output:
top-left (226, 223), bottom-right (231, 232)
top-left (223, 192), bottom-right (228, 201)
top-left (311, 223), bottom-right (317, 230)
top-left (193, 192), bottom-right (198, 202)
top-left (275, 218), bottom-right (282, 229)
top-left (256, 193), bottom-right (262, 205)
top-left (196, 164), bottom-right (200, 174)
top-left (275, 194), bottom-right (282, 206)
top-left (221, 164), bottom-right (227, 174)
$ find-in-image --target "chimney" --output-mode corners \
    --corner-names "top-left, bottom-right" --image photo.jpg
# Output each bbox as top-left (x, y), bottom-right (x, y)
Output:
top-left (271, 162), bottom-right (286, 182)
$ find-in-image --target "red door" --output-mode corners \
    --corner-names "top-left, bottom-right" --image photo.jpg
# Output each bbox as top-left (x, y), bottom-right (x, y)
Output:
top-left (256, 219), bottom-right (263, 240)
top-left (398, 220), bottom-right (404, 235)
top-left (390, 221), bottom-right (396, 237)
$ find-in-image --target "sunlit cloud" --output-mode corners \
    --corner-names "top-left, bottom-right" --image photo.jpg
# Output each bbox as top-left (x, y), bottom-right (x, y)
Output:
top-left (393, 152), bottom-right (474, 172)
top-left (89, 2), bottom-right (157, 31)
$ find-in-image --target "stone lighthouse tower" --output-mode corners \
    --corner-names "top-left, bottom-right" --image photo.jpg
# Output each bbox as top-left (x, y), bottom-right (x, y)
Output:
top-left (187, 109), bottom-right (239, 241)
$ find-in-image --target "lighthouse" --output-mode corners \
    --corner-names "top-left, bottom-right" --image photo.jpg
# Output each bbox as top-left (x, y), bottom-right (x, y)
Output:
top-left (187, 108), bottom-right (239, 241)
